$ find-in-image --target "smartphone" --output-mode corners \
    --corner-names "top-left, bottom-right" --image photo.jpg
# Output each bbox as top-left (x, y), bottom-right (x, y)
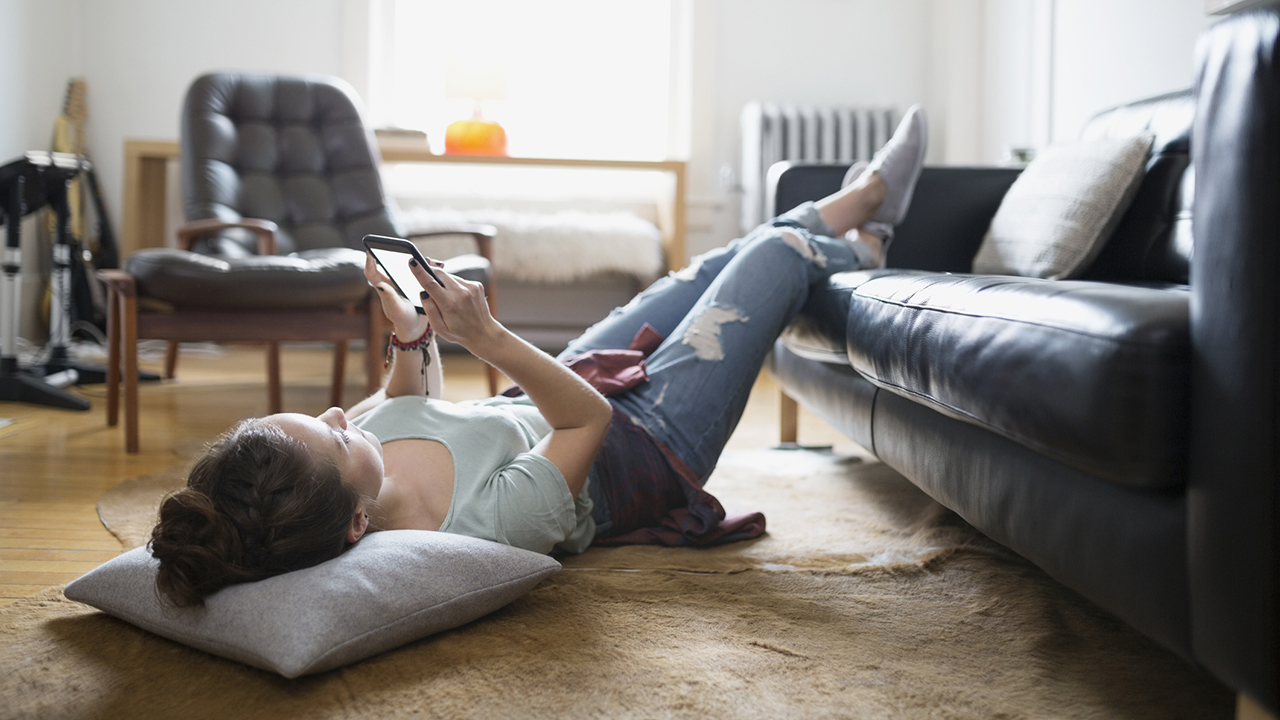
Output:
top-left (362, 235), bottom-right (445, 315)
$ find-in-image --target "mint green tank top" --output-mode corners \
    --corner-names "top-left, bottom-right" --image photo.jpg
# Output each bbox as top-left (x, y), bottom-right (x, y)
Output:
top-left (350, 395), bottom-right (595, 554)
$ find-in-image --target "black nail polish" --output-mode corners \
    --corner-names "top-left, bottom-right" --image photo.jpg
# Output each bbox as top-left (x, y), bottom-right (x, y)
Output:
top-left (409, 259), bottom-right (418, 268)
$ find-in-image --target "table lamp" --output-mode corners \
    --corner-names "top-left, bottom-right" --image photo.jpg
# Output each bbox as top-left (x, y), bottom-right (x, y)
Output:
top-left (444, 50), bottom-right (508, 156)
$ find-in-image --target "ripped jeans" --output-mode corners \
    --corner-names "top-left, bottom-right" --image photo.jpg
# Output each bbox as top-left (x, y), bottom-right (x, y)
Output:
top-left (559, 202), bottom-right (871, 483)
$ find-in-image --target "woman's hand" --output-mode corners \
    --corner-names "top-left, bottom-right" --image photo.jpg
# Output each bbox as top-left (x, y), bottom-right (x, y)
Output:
top-left (410, 259), bottom-right (609, 497)
top-left (409, 260), bottom-right (501, 351)
top-left (365, 253), bottom-right (432, 340)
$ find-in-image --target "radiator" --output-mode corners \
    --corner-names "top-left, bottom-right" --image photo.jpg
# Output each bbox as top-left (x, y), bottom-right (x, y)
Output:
top-left (740, 102), bottom-right (897, 233)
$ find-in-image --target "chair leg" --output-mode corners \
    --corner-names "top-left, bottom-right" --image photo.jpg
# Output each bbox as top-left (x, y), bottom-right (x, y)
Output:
top-left (780, 390), bottom-right (799, 444)
top-left (487, 364), bottom-right (500, 397)
top-left (122, 295), bottom-right (140, 454)
top-left (330, 341), bottom-right (347, 409)
top-left (164, 340), bottom-right (179, 379)
top-left (105, 287), bottom-right (120, 427)
top-left (267, 342), bottom-right (282, 414)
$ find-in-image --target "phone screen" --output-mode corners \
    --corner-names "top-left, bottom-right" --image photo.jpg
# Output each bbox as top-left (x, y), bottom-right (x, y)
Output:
top-left (369, 246), bottom-right (429, 312)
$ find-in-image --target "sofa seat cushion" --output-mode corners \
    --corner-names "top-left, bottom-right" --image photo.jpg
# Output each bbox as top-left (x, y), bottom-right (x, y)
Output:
top-left (843, 271), bottom-right (1190, 489)
top-left (126, 247), bottom-right (372, 310)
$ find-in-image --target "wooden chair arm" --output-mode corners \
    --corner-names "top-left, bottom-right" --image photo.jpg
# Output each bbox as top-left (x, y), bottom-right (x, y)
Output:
top-left (96, 268), bottom-right (137, 297)
top-left (177, 218), bottom-right (280, 256)
top-left (406, 223), bottom-right (498, 263)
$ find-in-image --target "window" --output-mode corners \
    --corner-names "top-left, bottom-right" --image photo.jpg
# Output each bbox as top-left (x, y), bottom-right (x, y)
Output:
top-left (379, 0), bottom-right (674, 161)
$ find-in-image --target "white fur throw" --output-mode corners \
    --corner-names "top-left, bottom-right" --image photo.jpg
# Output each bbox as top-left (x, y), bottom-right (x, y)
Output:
top-left (398, 207), bottom-right (664, 284)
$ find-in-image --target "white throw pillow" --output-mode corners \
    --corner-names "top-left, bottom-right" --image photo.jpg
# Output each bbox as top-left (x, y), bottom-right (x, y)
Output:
top-left (972, 133), bottom-right (1155, 279)
top-left (64, 530), bottom-right (560, 678)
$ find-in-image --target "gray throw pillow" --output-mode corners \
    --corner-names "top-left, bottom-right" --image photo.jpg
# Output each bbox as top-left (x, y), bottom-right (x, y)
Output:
top-left (64, 530), bottom-right (560, 678)
top-left (972, 133), bottom-right (1155, 279)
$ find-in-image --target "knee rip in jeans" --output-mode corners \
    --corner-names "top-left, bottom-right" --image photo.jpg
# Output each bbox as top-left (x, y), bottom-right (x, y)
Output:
top-left (681, 303), bottom-right (749, 361)
top-left (777, 228), bottom-right (828, 269)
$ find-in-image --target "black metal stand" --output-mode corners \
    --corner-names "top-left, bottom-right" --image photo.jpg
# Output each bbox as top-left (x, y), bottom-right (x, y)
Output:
top-left (0, 153), bottom-right (91, 410)
top-left (0, 356), bottom-right (89, 409)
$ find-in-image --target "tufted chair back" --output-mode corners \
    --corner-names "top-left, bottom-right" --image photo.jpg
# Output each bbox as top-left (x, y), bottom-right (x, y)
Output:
top-left (181, 73), bottom-right (401, 257)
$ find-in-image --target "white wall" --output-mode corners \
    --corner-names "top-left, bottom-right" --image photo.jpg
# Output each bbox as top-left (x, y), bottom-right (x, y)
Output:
top-left (1050, 0), bottom-right (1211, 143)
top-left (0, 0), bottom-right (27, 161)
top-left (688, 0), bottom-right (933, 254)
top-left (976, 0), bottom-right (1210, 164)
top-left (0, 0), bottom-right (84, 160)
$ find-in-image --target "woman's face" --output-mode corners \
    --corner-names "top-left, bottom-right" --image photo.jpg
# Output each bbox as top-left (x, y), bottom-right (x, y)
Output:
top-left (268, 408), bottom-right (385, 500)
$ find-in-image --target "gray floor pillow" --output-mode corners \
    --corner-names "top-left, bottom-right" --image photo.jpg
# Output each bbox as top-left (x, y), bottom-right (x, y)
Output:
top-left (65, 530), bottom-right (560, 678)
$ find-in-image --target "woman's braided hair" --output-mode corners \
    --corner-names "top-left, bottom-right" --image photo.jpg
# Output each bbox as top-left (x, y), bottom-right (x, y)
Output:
top-left (149, 419), bottom-right (361, 607)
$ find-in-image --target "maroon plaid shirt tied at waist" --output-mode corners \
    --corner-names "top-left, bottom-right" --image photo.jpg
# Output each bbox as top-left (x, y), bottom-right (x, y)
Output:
top-left (504, 324), bottom-right (766, 548)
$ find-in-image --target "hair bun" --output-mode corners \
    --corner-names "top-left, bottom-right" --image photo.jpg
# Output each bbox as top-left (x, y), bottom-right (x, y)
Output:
top-left (150, 488), bottom-right (254, 606)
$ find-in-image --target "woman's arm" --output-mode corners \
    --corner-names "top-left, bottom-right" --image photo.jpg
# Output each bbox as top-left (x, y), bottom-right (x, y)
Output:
top-left (346, 254), bottom-right (447, 417)
top-left (409, 261), bottom-right (611, 497)
top-left (382, 331), bottom-right (443, 400)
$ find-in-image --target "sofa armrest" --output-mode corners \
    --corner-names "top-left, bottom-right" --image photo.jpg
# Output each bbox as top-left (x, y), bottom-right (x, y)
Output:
top-left (768, 163), bottom-right (1021, 273)
top-left (1188, 9), bottom-right (1279, 712)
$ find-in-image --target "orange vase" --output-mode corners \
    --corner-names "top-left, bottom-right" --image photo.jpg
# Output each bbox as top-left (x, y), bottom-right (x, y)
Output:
top-left (444, 118), bottom-right (508, 156)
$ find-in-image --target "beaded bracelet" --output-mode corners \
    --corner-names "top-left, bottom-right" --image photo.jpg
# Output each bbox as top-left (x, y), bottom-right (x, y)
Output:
top-left (384, 326), bottom-right (434, 370)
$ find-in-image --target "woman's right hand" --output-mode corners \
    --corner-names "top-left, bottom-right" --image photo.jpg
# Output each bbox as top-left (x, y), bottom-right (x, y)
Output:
top-left (364, 253), bottom-right (432, 341)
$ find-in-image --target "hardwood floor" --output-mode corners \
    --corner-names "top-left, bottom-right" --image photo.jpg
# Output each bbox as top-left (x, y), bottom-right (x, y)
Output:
top-left (0, 342), bottom-right (863, 607)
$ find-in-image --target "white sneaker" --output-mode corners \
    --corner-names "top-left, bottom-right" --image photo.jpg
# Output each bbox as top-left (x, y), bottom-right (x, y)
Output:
top-left (866, 105), bottom-right (928, 226)
top-left (840, 160), bottom-right (894, 268)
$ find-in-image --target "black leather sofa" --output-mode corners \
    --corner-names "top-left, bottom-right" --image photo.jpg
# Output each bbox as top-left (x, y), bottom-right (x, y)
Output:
top-left (767, 10), bottom-right (1277, 713)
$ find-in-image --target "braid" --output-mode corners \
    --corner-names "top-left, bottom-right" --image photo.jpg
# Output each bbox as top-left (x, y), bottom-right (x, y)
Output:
top-left (150, 419), bottom-right (360, 606)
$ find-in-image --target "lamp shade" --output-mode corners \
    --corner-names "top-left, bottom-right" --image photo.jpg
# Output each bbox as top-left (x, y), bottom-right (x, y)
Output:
top-left (445, 51), bottom-right (507, 102)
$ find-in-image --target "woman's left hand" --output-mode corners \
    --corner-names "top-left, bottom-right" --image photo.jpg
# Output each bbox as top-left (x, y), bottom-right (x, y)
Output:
top-left (408, 257), bottom-right (501, 351)
top-left (364, 252), bottom-right (433, 340)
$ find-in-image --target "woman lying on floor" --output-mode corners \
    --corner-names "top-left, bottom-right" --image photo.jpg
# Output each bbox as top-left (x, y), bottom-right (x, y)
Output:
top-left (150, 107), bottom-right (929, 607)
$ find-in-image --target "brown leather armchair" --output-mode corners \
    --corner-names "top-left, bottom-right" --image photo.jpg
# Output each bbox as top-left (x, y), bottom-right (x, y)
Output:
top-left (100, 73), bottom-right (497, 453)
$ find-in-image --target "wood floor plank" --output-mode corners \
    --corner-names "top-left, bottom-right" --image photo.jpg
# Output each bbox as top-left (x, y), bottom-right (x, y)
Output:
top-left (0, 503), bottom-right (104, 519)
top-left (0, 527), bottom-right (120, 541)
top-left (0, 571), bottom-right (84, 585)
top-left (0, 548), bottom-right (119, 562)
top-left (0, 559), bottom-right (105, 574)
top-left (0, 517), bottom-right (108, 531)
top-left (0, 583), bottom-right (55, 598)
top-left (0, 537), bottom-right (123, 551)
